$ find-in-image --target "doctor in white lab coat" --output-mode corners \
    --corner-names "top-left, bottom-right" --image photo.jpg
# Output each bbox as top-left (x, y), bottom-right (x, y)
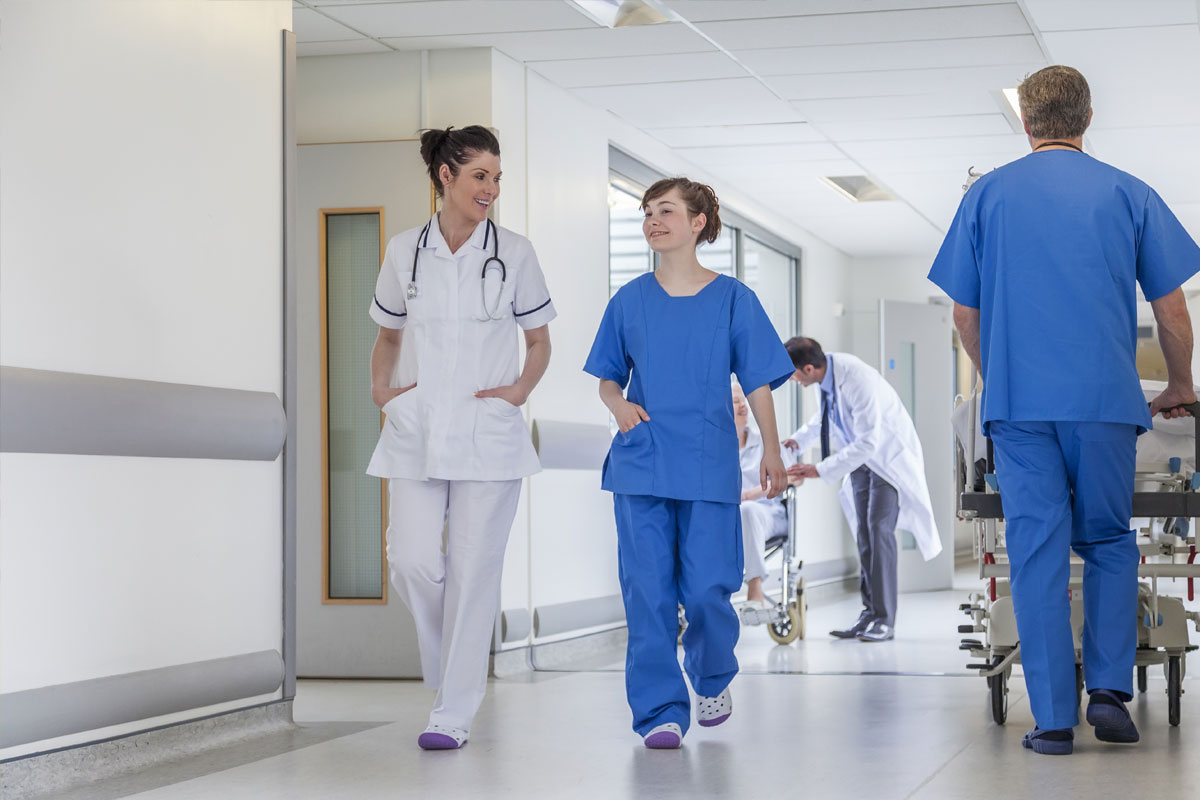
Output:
top-left (783, 337), bottom-right (940, 642)
top-left (367, 126), bottom-right (555, 751)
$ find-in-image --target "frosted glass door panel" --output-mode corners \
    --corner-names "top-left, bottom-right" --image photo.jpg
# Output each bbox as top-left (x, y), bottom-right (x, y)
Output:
top-left (325, 212), bottom-right (384, 600)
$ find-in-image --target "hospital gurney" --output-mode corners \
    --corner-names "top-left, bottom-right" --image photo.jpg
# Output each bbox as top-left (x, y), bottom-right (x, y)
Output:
top-left (954, 384), bottom-right (1200, 727)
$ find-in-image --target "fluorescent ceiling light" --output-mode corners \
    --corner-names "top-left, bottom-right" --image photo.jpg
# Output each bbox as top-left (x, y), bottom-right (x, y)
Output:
top-left (820, 175), bottom-right (894, 203)
top-left (1002, 88), bottom-right (1021, 120)
top-left (567, 0), bottom-right (674, 28)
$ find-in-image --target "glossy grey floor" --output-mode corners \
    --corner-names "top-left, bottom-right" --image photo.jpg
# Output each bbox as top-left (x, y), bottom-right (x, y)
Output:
top-left (45, 581), bottom-right (1199, 800)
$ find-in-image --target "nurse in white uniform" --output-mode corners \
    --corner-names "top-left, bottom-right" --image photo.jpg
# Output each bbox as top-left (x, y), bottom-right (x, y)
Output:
top-left (366, 126), bottom-right (556, 751)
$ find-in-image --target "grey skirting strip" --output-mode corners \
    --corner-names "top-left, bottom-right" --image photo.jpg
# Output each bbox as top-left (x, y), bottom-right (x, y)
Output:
top-left (0, 650), bottom-right (284, 748)
top-left (500, 608), bottom-right (532, 643)
top-left (0, 366), bottom-right (285, 460)
top-left (533, 594), bottom-right (626, 638)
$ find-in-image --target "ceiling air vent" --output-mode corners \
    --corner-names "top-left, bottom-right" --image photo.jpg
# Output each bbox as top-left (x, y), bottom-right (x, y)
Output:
top-left (820, 175), bottom-right (895, 203)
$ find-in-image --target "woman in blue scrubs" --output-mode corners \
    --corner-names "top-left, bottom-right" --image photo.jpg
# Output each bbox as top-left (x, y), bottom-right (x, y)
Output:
top-left (584, 178), bottom-right (794, 749)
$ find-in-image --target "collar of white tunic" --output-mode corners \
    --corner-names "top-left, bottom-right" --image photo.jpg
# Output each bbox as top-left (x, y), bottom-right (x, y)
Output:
top-left (420, 214), bottom-right (492, 261)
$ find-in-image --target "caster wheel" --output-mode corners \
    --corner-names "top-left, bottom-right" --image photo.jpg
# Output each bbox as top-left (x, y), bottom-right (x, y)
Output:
top-left (1167, 656), bottom-right (1182, 727)
top-left (768, 603), bottom-right (801, 645)
top-left (989, 668), bottom-right (1008, 725)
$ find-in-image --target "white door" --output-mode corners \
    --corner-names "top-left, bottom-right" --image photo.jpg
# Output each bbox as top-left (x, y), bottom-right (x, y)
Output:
top-left (297, 141), bottom-right (431, 677)
top-left (880, 300), bottom-right (955, 592)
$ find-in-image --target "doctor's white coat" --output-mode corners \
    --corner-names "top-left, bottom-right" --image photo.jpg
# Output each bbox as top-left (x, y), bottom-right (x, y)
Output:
top-left (789, 352), bottom-right (942, 561)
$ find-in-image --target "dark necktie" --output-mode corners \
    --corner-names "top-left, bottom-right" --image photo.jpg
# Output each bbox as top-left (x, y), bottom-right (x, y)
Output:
top-left (820, 390), bottom-right (831, 460)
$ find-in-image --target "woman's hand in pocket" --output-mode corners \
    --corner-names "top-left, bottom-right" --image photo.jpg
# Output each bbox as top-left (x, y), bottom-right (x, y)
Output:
top-left (373, 382), bottom-right (417, 409)
top-left (615, 401), bottom-right (650, 434)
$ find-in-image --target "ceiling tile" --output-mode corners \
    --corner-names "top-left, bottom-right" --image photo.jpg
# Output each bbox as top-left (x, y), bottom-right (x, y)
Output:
top-left (793, 92), bottom-right (1002, 123)
top-left (1041, 27), bottom-right (1200, 127)
top-left (817, 114), bottom-right (1014, 140)
top-left (765, 63), bottom-right (1044, 101)
top-left (735, 35), bottom-right (1045, 76)
top-left (572, 77), bottom-right (801, 127)
top-left (697, 5), bottom-right (1030, 50)
top-left (665, 0), bottom-right (1005, 22)
top-left (674, 141), bottom-right (846, 165)
top-left (321, 1), bottom-right (595, 37)
top-left (787, 203), bottom-right (946, 256)
top-left (528, 52), bottom-right (746, 88)
top-left (381, 23), bottom-right (714, 60)
top-left (646, 122), bottom-right (826, 147)
top-left (842, 134), bottom-right (1029, 160)
top-left (1021, 0), bottom-right (1196, 31)
top-left (873, 169), bottom-right (972, 228)
top-left (292, 7), bottom-right (362, 42)
top-left (296, 38), bottom-right (391, 57)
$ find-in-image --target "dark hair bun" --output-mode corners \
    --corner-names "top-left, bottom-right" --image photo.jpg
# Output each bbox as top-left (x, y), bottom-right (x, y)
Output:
top-left (419, 127), bottom-right (453, 168)
top-left (417, 126), bottom-right (500, 197)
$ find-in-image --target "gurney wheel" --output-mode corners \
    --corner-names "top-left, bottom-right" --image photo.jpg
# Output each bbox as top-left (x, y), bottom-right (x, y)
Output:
top-left (989, 670), bottom-right (1008, 725)
top-left (1167, 656), bottom-right (1182, 727)
top-left (1138, 666), bottom-right (1148, 694)
top-left (767, 603), bottom-right (801, 645)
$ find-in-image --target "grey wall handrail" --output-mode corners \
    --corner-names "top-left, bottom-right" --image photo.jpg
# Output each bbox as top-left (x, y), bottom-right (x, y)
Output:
top-left (0, 366), bottom-right (285, 461)
top-left (0, 650), bottom-right (284, 749)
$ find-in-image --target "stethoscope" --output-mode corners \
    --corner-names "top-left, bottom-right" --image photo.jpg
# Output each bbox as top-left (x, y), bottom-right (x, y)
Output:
top-left (407, 217), bottom-right (508, 320)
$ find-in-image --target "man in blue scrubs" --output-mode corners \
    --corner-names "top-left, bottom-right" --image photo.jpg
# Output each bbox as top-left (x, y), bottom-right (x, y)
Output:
top-left (929, 65), bottom-right (1198, 755)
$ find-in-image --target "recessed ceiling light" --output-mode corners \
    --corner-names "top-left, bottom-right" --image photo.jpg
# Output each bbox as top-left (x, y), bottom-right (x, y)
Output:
top-left (819, 175), bottom-right (894, 203)
top-left (1002, 88), bottom-right (1021, 121)
top-left (566, 0), bottom-right (674, 28)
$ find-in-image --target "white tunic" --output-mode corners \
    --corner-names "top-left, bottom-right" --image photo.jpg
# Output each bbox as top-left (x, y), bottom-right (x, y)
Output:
top-left (366, 215), bottom-right (556, 481)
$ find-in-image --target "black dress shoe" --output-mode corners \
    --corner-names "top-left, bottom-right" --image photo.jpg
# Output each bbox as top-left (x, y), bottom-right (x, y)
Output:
top-left (857, 621), bottom-right (894, 642)
top-left (830, 611), bottom-right (873, 639)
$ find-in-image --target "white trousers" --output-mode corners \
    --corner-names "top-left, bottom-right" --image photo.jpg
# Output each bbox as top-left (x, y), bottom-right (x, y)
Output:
top-left (386, 477), bottom-right (522, 732)
top-left (740, 502), bottom-right (786, 583)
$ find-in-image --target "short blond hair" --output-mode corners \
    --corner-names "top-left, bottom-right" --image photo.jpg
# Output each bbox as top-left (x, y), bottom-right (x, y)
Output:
top-left (1017, 66), bottom-right (1091, 139)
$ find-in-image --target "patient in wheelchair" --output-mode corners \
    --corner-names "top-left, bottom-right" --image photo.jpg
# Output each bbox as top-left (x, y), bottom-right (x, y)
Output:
top-left (733, 381), bottom-right (790, 620)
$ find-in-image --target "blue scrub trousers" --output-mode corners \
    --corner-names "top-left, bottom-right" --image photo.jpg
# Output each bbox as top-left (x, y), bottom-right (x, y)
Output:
top-left (990, 421), bottom-right (1139, 730)
top-left (613, 494), bottom-right (743, 736)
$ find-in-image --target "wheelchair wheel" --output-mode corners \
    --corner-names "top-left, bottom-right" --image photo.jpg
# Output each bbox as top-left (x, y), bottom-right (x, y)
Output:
top-left (1167, 656), bottom-right (1182, 727)
top-left (1076, 663), bottom-right (1084, 707)
top-left (768, 603), bottom-right (801, 645)
top-left (989, 669), bottom-right (1008, 725)
top-left (1137, 665), bottom-right (1148, 694)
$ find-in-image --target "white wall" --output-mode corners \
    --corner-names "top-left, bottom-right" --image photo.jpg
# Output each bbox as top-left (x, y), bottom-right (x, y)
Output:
top-left (848, 256), bottom-right (941, 371)
top-left (297, 51), bottom-right (422, 144)
top-left (0, 0), bottom-right (290, 756)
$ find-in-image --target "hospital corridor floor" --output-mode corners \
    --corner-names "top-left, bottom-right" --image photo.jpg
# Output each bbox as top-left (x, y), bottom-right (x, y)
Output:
top-left (38, 583), bottom-right (1200, 800)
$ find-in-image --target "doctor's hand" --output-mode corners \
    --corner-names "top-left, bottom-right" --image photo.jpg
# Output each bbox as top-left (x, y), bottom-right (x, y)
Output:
top-left (475, 384), bottom-right (529, 408)
top-left (789, 463), bottom-right (820, 481)
top-left (613, 400), bottom-right (650, 433)
top-left (781, 438), bottom-right (799, 451)
top-left (373, 382), bottom-right (417, 409)
top-left (1150, 385), bottom-right (1199, 419)
top-left (760, 452), bottom-right (788, 499)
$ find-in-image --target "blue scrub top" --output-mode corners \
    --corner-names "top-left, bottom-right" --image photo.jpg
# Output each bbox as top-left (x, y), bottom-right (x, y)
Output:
top-left (584, 273), bottom-right (794, 504)
top-left (928, 150), bottom-right (1200, 434)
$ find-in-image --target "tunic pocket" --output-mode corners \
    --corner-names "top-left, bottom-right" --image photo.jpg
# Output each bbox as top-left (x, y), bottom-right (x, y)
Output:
top-left (382, 388), bottom-right (419, 430)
